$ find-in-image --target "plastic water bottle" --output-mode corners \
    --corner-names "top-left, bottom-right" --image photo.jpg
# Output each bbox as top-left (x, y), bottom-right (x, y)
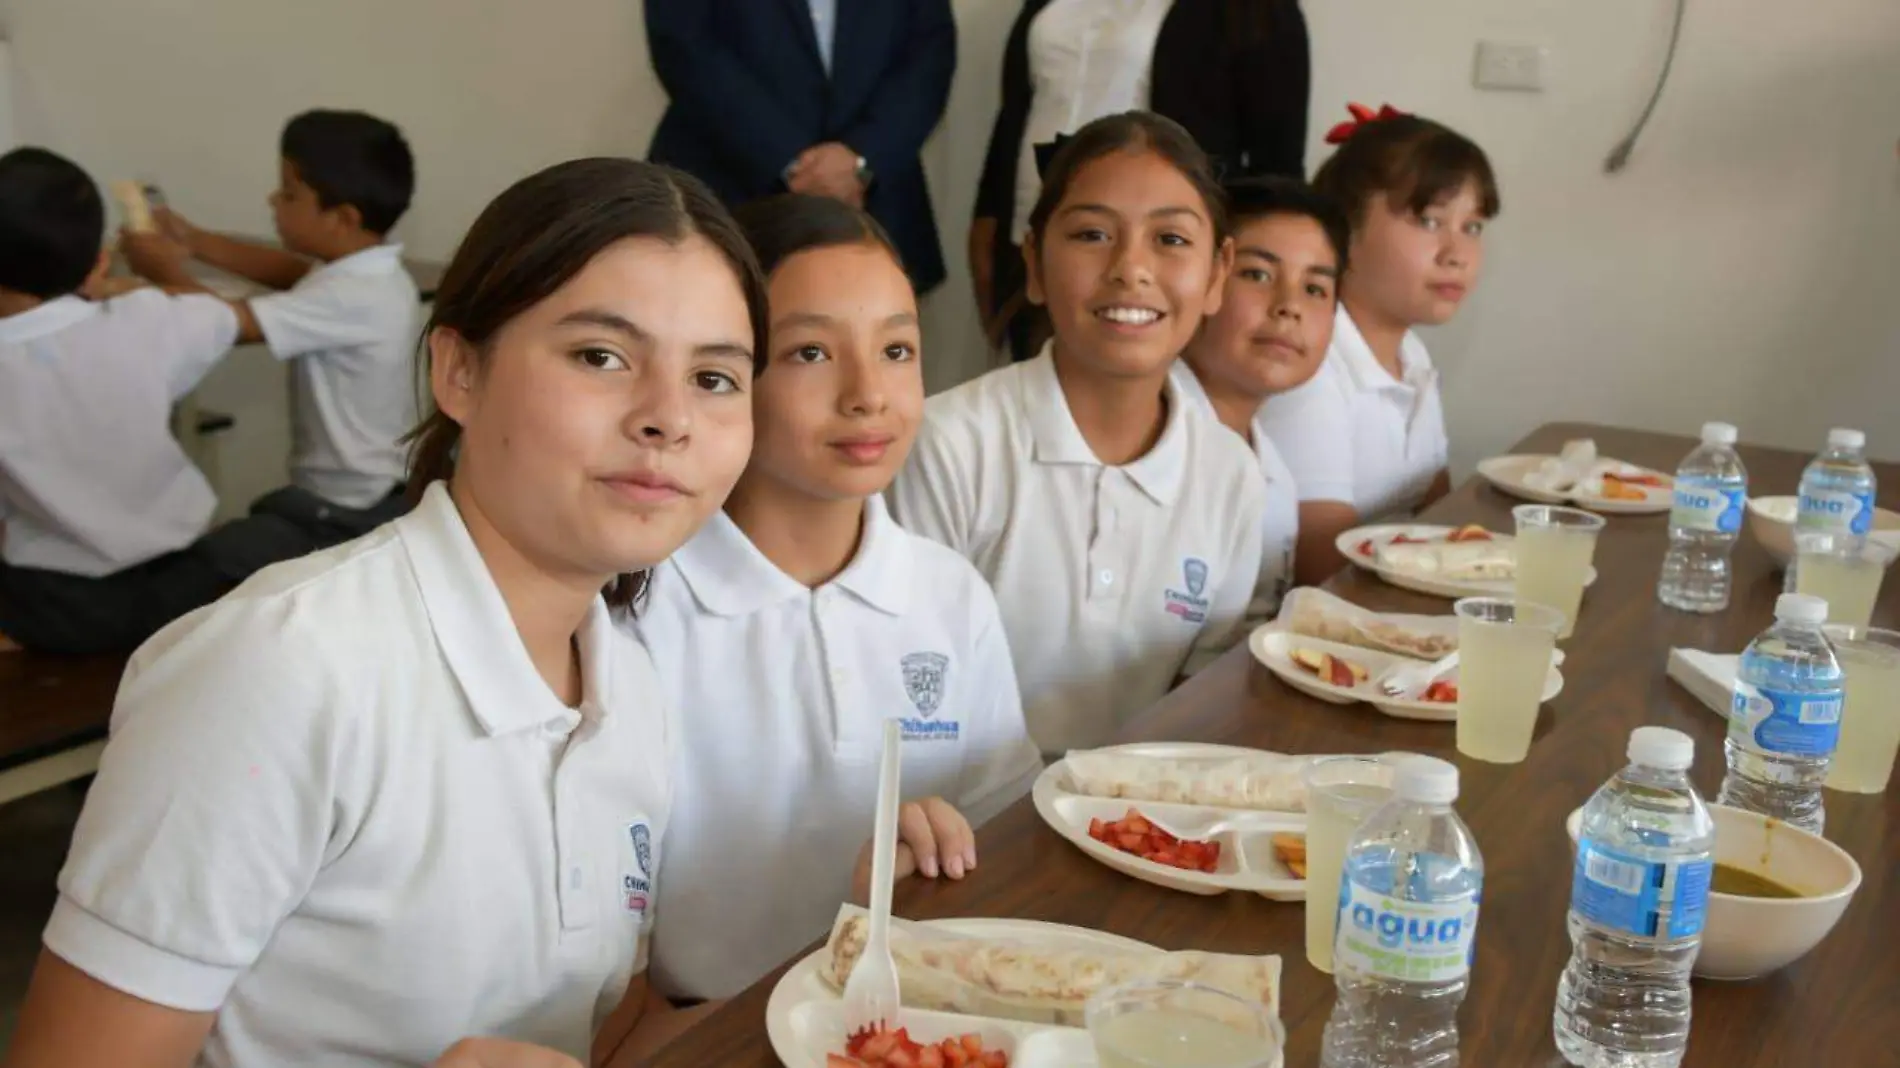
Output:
top-left (1795, 428), bottom-right (1877, 542)
top-left (1657, 422), bottom-right (1748, 613)
top-left (1321, 756), bottom-right (1482, 1068)
top-left (1716, 593), bottom-right (1844, 833)
top-left (1554, 727), bottom-right (1715, 1068)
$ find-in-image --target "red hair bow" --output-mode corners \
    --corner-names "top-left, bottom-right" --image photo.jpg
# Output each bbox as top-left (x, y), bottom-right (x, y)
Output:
top-left (1324, 103), bottom-right (1407, 145)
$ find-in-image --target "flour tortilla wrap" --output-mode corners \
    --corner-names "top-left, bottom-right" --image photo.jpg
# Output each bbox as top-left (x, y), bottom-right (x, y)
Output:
top-left (822, 906), bottom-right (1280, 1027)
top-left (1281, 589), bottom-right (1457, 660)
top-left (112, 180), bottom-right (155, 233)
top-left (1061, 747), bottom-right (1307, 813)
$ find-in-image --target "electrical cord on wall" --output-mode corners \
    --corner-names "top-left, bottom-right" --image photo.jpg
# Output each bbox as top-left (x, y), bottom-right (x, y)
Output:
top-left (1605, 0), bottom-right (1688, 173)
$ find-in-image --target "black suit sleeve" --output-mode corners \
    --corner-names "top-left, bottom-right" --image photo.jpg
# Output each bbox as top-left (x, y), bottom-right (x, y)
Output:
top-left (839, 0), bottom-right (958, 184)
top-left (973, 0), bottom-right (1039, 225)
top-left (645, 4), bottom-right (811, 189)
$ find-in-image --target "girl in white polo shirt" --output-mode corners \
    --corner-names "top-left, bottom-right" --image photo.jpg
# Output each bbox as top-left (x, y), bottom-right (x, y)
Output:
top-left (4, 159), bottom-right (766, 1068)
top-left (1258, 107), bottom-right (1499, 584)
top-left (889, 112), bottom-right (1266, 755)
top-left (636, 194), bottom-right (1043, 1002)
top-left (1173, 176), bottom-right (1352, 618)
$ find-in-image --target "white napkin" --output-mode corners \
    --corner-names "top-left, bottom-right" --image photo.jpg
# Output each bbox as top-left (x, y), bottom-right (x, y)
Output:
top-left (1666, 648), bottom-right (1737, 717)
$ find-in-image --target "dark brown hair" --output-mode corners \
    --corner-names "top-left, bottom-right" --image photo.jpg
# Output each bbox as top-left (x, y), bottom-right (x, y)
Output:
top-left (1312, 115), bottom-right (1500, 229)
top-left (406, 157), bottom-right (768, 611)
top-left (1025, 111), bottom-right (1230, 251)
top-left (1225, 176), bottom-right (1352, 278)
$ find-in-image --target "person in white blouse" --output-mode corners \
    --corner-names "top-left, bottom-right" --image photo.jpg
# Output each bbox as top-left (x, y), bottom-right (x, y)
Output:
top-left (636, 194), bottom-right (1042, 1003)
top-left (1173, 176), bottom-right (1352, 619)
top-left (1258, 108), bottom-right (1500, 585)
top-left (971, 0), bottom-right (1312, 358)
top-left (2, 159), bottom-right (767, 1068)
top-left (892, 112), bottom-right (1263, 756)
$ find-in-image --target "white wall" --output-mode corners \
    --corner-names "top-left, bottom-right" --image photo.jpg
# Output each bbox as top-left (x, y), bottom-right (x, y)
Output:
top-left (3, 0), bottom-right (1897, 476)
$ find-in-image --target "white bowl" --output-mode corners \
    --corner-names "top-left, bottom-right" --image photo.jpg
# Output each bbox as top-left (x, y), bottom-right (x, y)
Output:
top-left (1564, 803), bottom-right (1860, 980)
top-left (1745, 495), bottom-right (1900, 569)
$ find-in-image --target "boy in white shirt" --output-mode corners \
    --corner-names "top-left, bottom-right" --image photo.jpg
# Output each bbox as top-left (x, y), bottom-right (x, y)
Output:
top-left (636, 194), bottom-right (1042, 1002)
top-left (0, 147), bottom-right (256, 654)
top-left (1173, 176), bottom-right (1351, 618)
top-left (122, 109), bottom-right (420, 552)
top-left (1258, 108), bottom-right (1498, 584)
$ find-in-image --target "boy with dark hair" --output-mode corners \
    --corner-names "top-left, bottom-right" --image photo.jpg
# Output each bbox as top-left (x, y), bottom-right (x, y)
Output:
top-left (122, 108), bottom-right (420, 550)
top-left (0, 147), bottom-right (257, 654)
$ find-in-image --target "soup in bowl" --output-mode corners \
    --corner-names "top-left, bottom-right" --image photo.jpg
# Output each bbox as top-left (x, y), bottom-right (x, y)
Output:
top-left (1564, 803), bottom-right (1861, 980)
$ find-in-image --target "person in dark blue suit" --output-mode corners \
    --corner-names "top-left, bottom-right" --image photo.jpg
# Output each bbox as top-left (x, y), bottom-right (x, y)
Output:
top-left (646, 1), bottom-right (956, 294)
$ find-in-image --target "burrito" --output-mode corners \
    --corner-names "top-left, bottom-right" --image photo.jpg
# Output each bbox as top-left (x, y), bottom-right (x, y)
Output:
top-left (1062, 748), bottom-right (1306, 813)
top-left (112, 180), bottom-right (155, 233)
top-left (822, 906), bottom-right (1280, 1027)
top-left (1376, 540), bottom-right (1514, 582)
top-left (1284, 596), bottom-right (1456, 660)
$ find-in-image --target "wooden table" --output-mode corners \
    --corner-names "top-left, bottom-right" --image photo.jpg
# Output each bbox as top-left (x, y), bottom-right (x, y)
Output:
top-left (0, 652), bottom-right (123, 806)
top-left (648, 422), bottom-right (1900, 1068)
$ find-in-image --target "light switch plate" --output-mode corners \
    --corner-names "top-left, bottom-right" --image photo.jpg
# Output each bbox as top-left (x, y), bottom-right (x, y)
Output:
top-left (1474, 41), bottom-right (1547, 92)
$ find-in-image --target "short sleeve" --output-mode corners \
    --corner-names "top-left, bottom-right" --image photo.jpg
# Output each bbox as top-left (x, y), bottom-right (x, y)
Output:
top-left (110, 289), bottom-right (239, 400)
top-left (887, 412), bottom-right (977, 556)
top-left (952, 584), bottom-right (1042, 824)
top-left (1258, 374), bottom-right (1356, 504)
top-left (43, 600), bottom-right (346, 1012)
top-left (250, 275), bottom-right (390, 360)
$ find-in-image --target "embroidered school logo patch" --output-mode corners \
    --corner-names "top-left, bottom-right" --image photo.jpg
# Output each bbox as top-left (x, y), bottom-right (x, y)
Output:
top-left (898, 652), bottom-right (959, 742)
top-left (901, 651), bottom-right (949, 716)
top-left (1164, 556), bottom-right (1212, 624)
top-left (622, 819), bottom-right (654, 918)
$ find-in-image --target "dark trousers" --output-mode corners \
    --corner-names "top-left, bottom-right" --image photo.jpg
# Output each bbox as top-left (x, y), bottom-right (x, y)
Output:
top-left (0, 484), bottom-right (411, 655)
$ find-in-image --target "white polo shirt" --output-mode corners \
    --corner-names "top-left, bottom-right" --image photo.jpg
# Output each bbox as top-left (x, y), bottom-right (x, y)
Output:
top-left (1170, 362), bottom-right (1299, 619)
top-left (634, 497), bottom-right (1042, 999)
top-left (45, 482), bottom-right (667, 1068)
top-left (0, 292), bottom-right (237, 576)
top-left (252, 244), bottom-right (419, 509)
top-left (1258, 305), bottom-right (1449, 521)
top-left (888, 349), bottom-right (1266, 754)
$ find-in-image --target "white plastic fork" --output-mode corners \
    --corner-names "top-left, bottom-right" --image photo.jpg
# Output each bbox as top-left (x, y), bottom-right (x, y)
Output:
top-left (1377, 651), bottom-right (1461, 698)
top-left (1137, 808), bottom-right (1285, 843)
top-left (842, 718), bottom-right (903, 1040)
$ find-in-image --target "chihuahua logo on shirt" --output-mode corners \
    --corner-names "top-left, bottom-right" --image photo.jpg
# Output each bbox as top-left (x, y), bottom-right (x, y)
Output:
top-left (623, 819), bottom-right (655, 919)
top-left (1164, 557), bottom-right (1212, 624)
top-left (898, 652), bottom-right (958, 742)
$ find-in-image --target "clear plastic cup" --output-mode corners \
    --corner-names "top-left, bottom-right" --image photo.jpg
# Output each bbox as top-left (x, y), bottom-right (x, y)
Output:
top-left (1512, 504), bottom-right (1606, 639)
top-left (1454, 597), bottom-right (1565, 763)
top-left (1793, 532), bottom-right (1895, 629)
top-left (1086, 979), bottom-right (1285, 1068)
top-left (1301, 756), bottom-right (1395, 973)
top-left (1824, 625), bottom-right (1900, 793)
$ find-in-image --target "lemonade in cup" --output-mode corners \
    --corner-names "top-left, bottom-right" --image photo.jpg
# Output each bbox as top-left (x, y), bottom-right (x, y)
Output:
top-left (1512, 504), bottom-right (1605, 639)
top-left (1794, 532), bottom-right (1893, 629)
top-left (1823, 625), bottom-right (1900, 793)
top-left (1454, 597), bottom-right (1564, 763)
top-left (1301, 756), bottom-right (1395, 974)
top-left (1086, 979), bottom-right (1284, 1068)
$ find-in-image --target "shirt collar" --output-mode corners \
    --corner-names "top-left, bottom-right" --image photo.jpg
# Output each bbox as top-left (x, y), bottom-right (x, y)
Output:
top-left (1018, 344), bottom-right (1188, 506)
top-left (1332, 305), bottom-right (1436, 395)
top-left (307, 243), bottom-right (406, 282)
top-left (398, 481), bottom-right (611, 736)
top-left (1169, 361), bottom-right (1288, 488)
top-left (0, 296), bottom-right (99, 344)
top-left (670, 496), bottom-right (913, 618)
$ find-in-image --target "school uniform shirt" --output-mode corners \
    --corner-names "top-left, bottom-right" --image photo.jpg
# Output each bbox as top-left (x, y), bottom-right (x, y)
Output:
top-left (634, 497), bottom-right (1043, 999)
top-left (251, 244), bottom-right (419, 509)
top-left (888, 349), bottom-right (1266, 754)
top-left (0, 291), bottom-right (236, 576)
top-left (44, 482), bottom-right (667, 1068)
top-left (1008, 0), bottom-right (1175, 245)
top-left (1169, 362), bottom-right (1298, 618)
top-left (1258, 305), bottom-right (1450, 521)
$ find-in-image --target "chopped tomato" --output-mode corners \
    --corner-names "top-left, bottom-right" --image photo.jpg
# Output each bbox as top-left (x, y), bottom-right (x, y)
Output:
top-left (838, 1027), bottom-right (1010, 1068)
top-left (1422, 679), bottom-right (1459, 703)
top-left (1087, 807), bottom-right (1222, 873)
top-left (1446, 524), bottom-right (1494, 542)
